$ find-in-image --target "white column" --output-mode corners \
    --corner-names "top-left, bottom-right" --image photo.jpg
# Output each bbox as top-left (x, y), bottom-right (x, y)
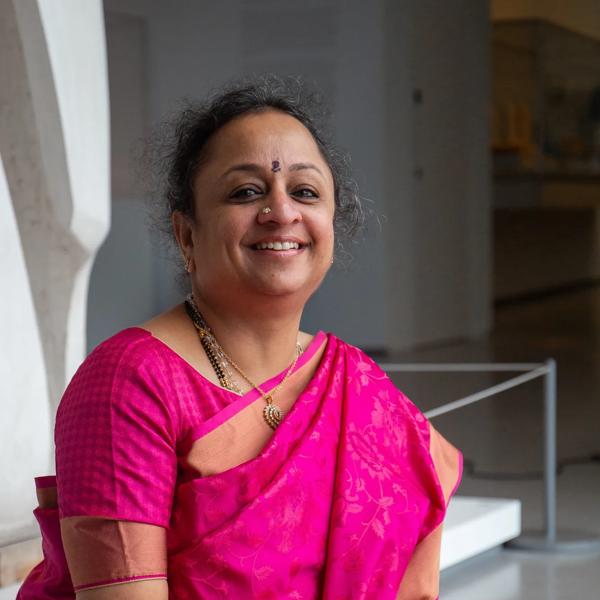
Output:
top-left (0, 0), bottom-right (110, 554)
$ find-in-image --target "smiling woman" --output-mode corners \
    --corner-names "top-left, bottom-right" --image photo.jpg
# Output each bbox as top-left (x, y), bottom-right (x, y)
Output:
top-left (17, 75), bottom-right (462, 600)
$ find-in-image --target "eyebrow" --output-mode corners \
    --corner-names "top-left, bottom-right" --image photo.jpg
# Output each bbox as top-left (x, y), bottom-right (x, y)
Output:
top-left (220, 162), bottom-right (325, 179)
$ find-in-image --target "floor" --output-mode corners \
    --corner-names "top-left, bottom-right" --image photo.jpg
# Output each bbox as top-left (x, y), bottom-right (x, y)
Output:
top-left (387, 287), bottom-right (600, 599)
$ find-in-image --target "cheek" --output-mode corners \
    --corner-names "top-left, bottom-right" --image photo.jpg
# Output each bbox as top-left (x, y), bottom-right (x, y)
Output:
top-left (318, 209), bottom-right (335, 246)
top-left (197, 210), bottom-right (250, 245)
top-left (311, 221), bottom-right (334, 261)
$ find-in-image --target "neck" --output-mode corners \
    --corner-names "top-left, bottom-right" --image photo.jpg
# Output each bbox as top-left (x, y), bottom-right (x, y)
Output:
top-left (189, 289), bottom-right (305, 384)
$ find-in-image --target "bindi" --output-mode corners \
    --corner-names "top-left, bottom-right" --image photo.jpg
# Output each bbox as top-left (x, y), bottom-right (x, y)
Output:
top-left (271, 160), bottom-right (281, 173)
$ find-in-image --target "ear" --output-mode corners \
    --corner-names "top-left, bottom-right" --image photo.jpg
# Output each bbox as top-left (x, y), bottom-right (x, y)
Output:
top-left (172, 210), bottom-right (195, 267)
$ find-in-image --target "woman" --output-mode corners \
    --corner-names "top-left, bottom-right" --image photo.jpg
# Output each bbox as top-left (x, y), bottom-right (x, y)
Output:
top-left (18, 77), bottom-right (461, 600)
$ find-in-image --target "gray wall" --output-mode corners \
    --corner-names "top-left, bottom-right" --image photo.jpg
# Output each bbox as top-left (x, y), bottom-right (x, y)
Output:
top-left (91, 0), bottom-right (492, 352)
top-left (383, 0), bottom-right (492, 348)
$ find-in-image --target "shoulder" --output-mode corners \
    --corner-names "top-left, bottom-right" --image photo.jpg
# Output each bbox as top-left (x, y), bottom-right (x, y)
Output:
top-left (60, 328), bottom-right (163, 400)
top-left (329, 334), bottom-right (391, 381)
top-left (57, 327), bottom-right (178, 433)
top-left (331, 334), bottom-right (430, 432)
top-left (85, 326), bottom-right (158, 367)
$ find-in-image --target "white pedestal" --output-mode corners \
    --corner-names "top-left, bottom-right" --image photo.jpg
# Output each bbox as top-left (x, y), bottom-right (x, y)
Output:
top-left (441, 496), bottom-right (522, 570)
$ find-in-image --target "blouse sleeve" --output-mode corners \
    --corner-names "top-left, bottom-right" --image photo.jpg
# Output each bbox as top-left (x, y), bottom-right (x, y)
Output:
top-left (54, 331), bottom-right (178, 592)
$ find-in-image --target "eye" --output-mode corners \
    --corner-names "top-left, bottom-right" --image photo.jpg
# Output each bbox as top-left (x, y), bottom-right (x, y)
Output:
top-left (230, 187), bottom-right (262, 201)
top-left (292, 188), bottom-right (319, 200)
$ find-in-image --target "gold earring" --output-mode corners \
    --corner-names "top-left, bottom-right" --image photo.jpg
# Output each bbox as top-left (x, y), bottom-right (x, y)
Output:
top-left (183, 256), bottom-right (192, 272)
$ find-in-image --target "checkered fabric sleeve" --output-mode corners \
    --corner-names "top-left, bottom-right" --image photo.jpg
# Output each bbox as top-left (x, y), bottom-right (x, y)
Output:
top-left (55, 329), bottom-right (179, 527)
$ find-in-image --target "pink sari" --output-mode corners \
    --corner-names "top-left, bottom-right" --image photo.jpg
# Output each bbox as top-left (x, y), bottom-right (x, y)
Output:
top-left (18, 330), bottom-right (461, 599)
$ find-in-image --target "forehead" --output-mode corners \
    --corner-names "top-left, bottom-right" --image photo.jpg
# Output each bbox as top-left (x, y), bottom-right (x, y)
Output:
top-left (203, 109), bottom-right (328, 168)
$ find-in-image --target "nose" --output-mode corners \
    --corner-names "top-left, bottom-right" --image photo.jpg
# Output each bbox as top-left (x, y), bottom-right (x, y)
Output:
top-left (257, 185), bottom-right (303, 226)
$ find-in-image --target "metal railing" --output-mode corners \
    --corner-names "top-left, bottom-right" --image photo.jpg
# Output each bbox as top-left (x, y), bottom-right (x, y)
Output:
top-left (379, 358), bottom-right (600, 553)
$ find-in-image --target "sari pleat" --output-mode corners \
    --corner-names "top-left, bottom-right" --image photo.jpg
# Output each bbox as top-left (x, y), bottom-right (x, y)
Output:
top-left (320, 345), bottom-right (448, 599)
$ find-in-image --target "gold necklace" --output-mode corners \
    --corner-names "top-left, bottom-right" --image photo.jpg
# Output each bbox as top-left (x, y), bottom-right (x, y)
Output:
top-left (183, 297), bottom-right (242, 393)
top-left (184, 295), bottom-right (302, 429)
top-left (218, 340), bottom-right (302, 429)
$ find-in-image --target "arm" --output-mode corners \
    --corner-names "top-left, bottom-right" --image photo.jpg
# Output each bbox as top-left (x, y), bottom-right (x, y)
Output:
top-left (395, 423), bottom-right (462, 599)
top-left (55, 332), bottom-right (177, 596)
top-left (59, 517), bottom-right (168, 595)
top-left (77, 579), bottom-right (168, 600)
top-left (395, 524), bottom-right (443, 600)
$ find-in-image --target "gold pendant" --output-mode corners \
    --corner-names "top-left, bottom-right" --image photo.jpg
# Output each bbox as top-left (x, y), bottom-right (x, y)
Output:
top-left (263, 400), bottom-right (283, 430)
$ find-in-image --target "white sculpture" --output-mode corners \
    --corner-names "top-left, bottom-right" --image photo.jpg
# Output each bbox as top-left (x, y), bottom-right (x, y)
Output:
top-left (0, 0), bottom-right (109, 546)
top-left (0, 157), bottom-right (51, 542)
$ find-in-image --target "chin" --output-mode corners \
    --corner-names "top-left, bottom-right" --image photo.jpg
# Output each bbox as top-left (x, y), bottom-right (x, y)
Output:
top-left (249, 275), bottom-right (322, 300)
top-left (252, 283), bottom-right (307, 298)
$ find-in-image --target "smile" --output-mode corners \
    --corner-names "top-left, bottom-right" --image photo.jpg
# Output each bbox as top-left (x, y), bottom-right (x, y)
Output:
top-left (253, 241), bottom-right (302, 251)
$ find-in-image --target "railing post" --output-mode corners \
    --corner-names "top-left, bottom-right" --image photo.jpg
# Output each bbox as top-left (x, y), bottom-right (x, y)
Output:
top-left (544, 358), bottom-right (557, 544)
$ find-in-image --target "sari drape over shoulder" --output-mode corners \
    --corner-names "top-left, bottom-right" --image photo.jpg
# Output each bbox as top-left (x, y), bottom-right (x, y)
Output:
top-left (17, 328), bottom-right (461, 600)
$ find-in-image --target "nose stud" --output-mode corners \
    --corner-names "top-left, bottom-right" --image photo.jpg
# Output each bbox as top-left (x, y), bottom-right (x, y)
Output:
top-left (261, 207), bottom-right (272, 214)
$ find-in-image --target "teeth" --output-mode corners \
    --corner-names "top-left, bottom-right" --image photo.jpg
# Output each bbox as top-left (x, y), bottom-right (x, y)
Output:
top-left (255, 241), bottom-right (300, 250)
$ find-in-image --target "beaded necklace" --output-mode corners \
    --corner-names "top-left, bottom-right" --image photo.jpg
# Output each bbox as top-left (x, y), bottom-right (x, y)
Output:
top-left (184, 294), bottom-right (302, 429)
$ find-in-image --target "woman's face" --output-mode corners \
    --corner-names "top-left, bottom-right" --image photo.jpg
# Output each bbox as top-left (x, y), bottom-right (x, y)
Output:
top-left (184, 109), bottom-right (335, 306)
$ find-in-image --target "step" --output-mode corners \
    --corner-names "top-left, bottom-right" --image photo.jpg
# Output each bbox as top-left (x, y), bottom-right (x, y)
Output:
top-left (441, 496), bottom-right (522, 570)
